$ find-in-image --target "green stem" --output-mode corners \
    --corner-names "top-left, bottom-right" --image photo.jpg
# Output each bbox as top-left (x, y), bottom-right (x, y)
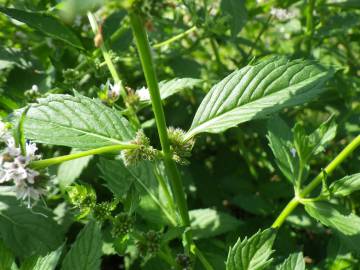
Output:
top-left (209, 38), bottom-right (222, 68)
top-left (246, 15), bottom-right (272, 60)
top-left (192, 244), bottom-right (214, 270)
top-left (87, 12), bottom-right (126, 99)
top-left (153, 26), bottom-right (197, 49)
top-left (272, 135), bottom-right (360, 228)
top-left (305, 0), bottom-right (315, 54)
top-left (30, 144), bottom-right (138, 169)
top-left (129, 10), bottom-right (192, 250)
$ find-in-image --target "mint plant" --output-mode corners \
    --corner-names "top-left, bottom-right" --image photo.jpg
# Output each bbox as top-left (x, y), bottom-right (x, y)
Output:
top-left (0, 0), bottom-right (360, 269)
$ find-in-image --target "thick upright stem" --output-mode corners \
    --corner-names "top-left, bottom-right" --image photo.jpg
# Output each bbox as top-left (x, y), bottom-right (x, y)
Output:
top-left (305, 0), bottom-right (315, 54)
top-left (128, 12), bottom-right (190, 228)
top-left (272, 135), bottom-right (360, 228)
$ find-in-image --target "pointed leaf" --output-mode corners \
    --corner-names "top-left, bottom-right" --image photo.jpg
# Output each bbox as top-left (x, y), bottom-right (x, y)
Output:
top-left (61, 221), bottom-right (102, 270)
top-left (305, 201), bottom-right (360, 235)
top-left (267, 116), bottom-right (298, 183)
top-left (21, 245), bottom-right (63, 270)
top-left (226, 228), bottom-right (276, 270)
top-left (186, 56), bottom-right (333, 139)
top-left (24, 93), bottom-right (135, 149)
top-left (276, 252), bottom-right (305, 270)
top-left (329, 173), bottom-right (360, 197)
top-left (0, 7), bottom-right (83, 49)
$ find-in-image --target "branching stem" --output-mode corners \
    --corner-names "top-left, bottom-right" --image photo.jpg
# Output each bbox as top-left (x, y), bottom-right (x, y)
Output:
top-left (272, 135), bottom-right (360, 228)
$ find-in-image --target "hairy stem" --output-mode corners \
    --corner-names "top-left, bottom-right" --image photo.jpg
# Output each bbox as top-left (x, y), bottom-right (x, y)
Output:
top-left (129, 10), bottom-right (199, 259)
top-left (153, 26), bottom-right (197, 49)
top-left (30, 144), bottom-right (139, 169)
top-left (272, 135), bottom-right (360, 228)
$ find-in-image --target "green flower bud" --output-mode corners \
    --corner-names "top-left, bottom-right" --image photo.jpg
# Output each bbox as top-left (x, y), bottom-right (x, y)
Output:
top-left (167, 127), bottom-right (195, 165)
top-left (111, 213), bottom-right (134, 238)
top-left (136, 230), bottom-right (162, 257)
top-left (122, 130), bottom-right (159, 166)
top-left (67, 184), bottom-right (96, 219)
top-left (93, 200), bottom-right (118, 222)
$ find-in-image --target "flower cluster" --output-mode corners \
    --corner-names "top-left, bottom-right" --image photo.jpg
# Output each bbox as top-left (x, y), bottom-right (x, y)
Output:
top-left (136, 230), bottom-right (162, 257)
top-left (136, 86), bottom-right (151, 101)
top-left (121, 130), bottom-right (159, 166)
top-left (167, 127), bottom-right (194, 165)
top-left (270, 8), bottom-right (297, 21)
top-left (0, 121), bottom-right (44, 207)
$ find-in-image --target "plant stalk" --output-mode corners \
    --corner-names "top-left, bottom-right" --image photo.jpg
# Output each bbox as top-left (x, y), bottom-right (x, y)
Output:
top-left (305, 0), bottom-right (315, 54)
top-left (272, 135), bottom-right (360, 228)
top-left (30, 144), bottom-right (138, 169)
top-left (129, 9), bottom-right (191, 228)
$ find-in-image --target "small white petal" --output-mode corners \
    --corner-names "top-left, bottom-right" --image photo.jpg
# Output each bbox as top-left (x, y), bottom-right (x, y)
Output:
top-left (136, 86), bottom-right (151, 101)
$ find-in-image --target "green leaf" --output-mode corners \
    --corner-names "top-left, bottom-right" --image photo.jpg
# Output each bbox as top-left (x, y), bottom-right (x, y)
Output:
top-left (221, 0), bottom-right (247, 37)
top-left (304, 201), bottom-right (360, 235)
top-left (327, 0), bottom-right (360, 8)
top-left (61, 221), bottom-right (102, 270)
top-left (0, 7), bottom-right (83, 49)
top-left (189, 208), bottom-right (241, 239)
top-left (186, 56), bottom-right (333, 139)
top-left (21, 245), bottom-right (63, 270)
top-left (140, 77), bottom-right (201, 103)
top-left (24, 93), bottom-right (135, 149)
top-left (226, 228), bottom-right (276, 270)
top-left (232, 193), bottom-right (274, 216)
top-left (0, 238), bottom-right (15, 270)
top-left (329, 173), bottom-right (360, 197)
top-left (276, 252), bottom-right (305, 270)
top-left (267, 116), bottom-right (298, 183)
top-left (57, 149), bottom-right (93, 189)
top-left (0, 191), bottom-right (64, 258)
top-left (99, 158), bottom-right (157, 197)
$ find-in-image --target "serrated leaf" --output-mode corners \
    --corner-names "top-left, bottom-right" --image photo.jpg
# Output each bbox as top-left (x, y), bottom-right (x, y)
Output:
top-left (226, 228), bottom-right (276, 270)
top-left (267, 116), bottom-right (298, 183)
top-left (139, 77), bottom-right (201, 103)
top-left (21, 245), bottom-right (63, 270)
top-left (305, 201), bottom-right (360, 235)
top-left (186, 56), bottom-right (333, 139)
top-left (0, 7), bottom-right (83, 49)
top-left (276, 252), bottom-right (305, 270)
top-left (24, 93), bottom-right (135, 149)
top-left (0, 238), bottom-right (15, 270)
top-left (329, 173), bottom-right (360, 197)
top-left (58, 149), bottom-right (93, 189)
top-left (0, 191), bottom-right (64, 258)
top-left (61, 221), bottom-right (102, 270)
top-left (189, 208), bottom-right (241, 239)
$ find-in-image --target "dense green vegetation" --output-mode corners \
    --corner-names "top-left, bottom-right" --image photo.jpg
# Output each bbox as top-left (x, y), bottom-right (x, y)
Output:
top-left (0, 0), bottom-right (360, 269)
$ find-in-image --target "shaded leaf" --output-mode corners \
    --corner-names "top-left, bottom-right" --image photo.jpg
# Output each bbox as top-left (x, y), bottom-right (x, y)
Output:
top-left (21, 245), bottom-right (63, 270)
top-left (221, 0), bottom-right (247, 37)
top-left (61, 221), bottom-right (102, 270)
top-left (0, 7), bottom-right (83, 49)
top-left (186, 56), bottom-right (333, 139)
top-left (189, 208), bottom-right (241, 239)
top-left (0, 238), bottom-right (15, 270)
top-left (0, 191), bottom-right (64, 258)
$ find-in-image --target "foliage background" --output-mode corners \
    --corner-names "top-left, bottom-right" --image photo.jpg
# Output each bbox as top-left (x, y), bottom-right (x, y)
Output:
top-left (0, 0), bottom-right (360, 269)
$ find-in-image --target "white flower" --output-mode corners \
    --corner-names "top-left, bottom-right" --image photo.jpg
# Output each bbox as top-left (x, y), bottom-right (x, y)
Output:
top-left (136, 86), bottom-right (151, 101)
top-left (270, 8), bottom-right (296, 21)
top-left (290, 148), bottom-right (297, 158)
top-left (13, 181), bottom-right (45, 208)
top-left (5, 137), bottom-right (21, 157)
top-left (31, 84), bottom-right (39, 92)
top-left (108, 81), bottom-right (121, 100)
top-left (25, 141), bottom-right (38, 160)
